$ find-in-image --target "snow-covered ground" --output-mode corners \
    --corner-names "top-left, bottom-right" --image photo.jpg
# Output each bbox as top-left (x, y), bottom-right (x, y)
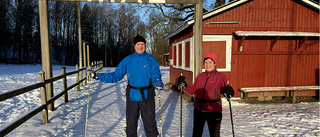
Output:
top-left (0, 64), bottom-right (319, 137)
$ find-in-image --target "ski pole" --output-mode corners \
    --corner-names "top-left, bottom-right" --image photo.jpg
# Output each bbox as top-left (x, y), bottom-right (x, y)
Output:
top-left (178, 85), bottom-right (185, 137)
top-left (85, 76), bottom-right (91, 137)
top-left (157, 88), bottom-right (163, 137)
top-left (224, 93), bottom-right (235, 137)
top-left (178, 73), bottom-right (186, 137)
top-left (180, 86), bottom-right (182, 137)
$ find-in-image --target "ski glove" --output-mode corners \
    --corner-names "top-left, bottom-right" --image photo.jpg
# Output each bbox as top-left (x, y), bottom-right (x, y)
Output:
top-left (221, 85), bottom-right (235, 98)
top-left (86, 69), bottom-right (97, 79)
top-left (178, 75), bottom-right (187, 89)
top-left (155, 79), bottom-right (164, 90)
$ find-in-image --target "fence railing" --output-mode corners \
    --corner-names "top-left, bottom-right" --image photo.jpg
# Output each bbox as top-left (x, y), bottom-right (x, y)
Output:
top-left (0, 61), bottom-right (103, 136)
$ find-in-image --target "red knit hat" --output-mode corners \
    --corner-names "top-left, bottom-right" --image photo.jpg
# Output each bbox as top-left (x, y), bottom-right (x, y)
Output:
top-left (204, 53), bottom-right (217, 64)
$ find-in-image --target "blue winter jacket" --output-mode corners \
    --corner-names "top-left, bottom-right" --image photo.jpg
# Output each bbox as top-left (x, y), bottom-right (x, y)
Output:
top-left (96, 52), bottom-right (162, 101)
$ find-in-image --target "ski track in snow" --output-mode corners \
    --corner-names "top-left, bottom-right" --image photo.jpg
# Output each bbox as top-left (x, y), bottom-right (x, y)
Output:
top-left (0, 64), bottom-right (319, 137)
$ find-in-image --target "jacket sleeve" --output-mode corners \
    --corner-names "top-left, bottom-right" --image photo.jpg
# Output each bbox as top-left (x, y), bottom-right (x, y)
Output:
top-left (184, 75), bottom-right (199, 95)
top-left (219, 73), bottom-right (229, 95)
top-left (221, 74), bottom-right (229, 87)
top-left (96, 57), bottom-right (128, 83)
top-left (150, 56), bottom-right (162, 88)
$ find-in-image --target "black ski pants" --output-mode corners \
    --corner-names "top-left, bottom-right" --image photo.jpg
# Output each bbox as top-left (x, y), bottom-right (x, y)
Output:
top-left (192, 107), bottom-right (222, 137)
top-left (125, 87), bottom-right (159, 137)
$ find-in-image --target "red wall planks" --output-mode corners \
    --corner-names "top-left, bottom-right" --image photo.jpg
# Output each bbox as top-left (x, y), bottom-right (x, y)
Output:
top-left (168, 0), bottom-right (319, 97)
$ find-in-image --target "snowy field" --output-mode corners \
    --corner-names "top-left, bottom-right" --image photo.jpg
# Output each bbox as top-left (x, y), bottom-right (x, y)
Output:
top-left (0, 64), bottom-right (319, 137)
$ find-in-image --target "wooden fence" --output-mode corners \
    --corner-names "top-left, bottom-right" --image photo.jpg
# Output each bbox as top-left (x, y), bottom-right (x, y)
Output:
top-left (0, 61), bottom-right (103, 136)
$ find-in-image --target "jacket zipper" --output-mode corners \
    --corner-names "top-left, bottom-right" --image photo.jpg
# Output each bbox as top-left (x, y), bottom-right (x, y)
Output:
top-left (201, 72), bottom-right (210, 110)
top-left (138, 55), bottom-right (141, 100)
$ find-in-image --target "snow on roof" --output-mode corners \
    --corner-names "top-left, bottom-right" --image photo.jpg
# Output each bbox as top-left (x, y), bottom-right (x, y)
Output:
top-left (234, 31), bottom-right (320, 37)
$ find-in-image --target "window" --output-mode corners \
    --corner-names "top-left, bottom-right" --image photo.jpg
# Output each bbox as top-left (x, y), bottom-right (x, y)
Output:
top-left (171, 35), bottom-right (232, 72)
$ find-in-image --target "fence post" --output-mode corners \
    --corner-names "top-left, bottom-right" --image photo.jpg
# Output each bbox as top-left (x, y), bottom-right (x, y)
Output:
top-left (39, 71), bottom-right (48, 124)
top-left (87, 44), bottom-right (90, 69)
top-left (95, 61), bottom-right (97, 71)
top-left (62, 67), bottom-right (68, 103)
top-left (83, 42), bottom-right (87, 85)
top-left (76, 64), bottom-right (80, 91)
top-left (78, 1), bottom-right (83, 89)
top-left (92, 62), bottom-right (94, 71)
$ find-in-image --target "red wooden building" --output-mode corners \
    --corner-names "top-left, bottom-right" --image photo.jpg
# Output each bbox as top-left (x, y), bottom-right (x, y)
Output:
top-left (163, 53), bottom-right (169, 66)
top-left (164, 0), bottom-right (320, 98)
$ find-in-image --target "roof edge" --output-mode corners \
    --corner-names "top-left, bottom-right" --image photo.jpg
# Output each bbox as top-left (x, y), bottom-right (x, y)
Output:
top-left (164, 22), bottom-right (192, 40)
top-left (301, 0), bottom-right (320, 10)
top-left (234, 31), bottom-right (320, 37)
top-left (187, 0), bottom-right (249, 25)
top-left (164, 0), bottom-right (320, 40)
top-left (164, 0), bottom-right (249, 40)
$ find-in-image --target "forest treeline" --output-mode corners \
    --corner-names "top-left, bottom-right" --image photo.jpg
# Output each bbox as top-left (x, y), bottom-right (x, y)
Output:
top-left (0, 0), bottom-right (229, 66)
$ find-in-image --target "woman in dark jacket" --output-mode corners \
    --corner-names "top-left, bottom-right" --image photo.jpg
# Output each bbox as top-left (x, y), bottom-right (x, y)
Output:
top-left (178, 52), bottom-right (234, 137)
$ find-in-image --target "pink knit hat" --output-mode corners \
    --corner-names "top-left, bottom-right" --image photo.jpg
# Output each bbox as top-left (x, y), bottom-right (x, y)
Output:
top-left (203, 53), bottom-right (217, 64)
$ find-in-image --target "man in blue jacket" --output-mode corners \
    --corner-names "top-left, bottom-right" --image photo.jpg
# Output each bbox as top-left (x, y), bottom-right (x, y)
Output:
top-left (87, 35), bottom-right (163, 137)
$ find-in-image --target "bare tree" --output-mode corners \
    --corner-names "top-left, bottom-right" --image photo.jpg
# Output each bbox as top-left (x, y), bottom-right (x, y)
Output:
top-left (2, 1), bottom-right (188, 66)
top-left (103, 4), bottom-right (116, 67)
top-left (215, 0), bottom-right (226, 8)
top-left (50, 1), bottom-right (63, 64)
top-left (137, 0), bottom-right (215, 24)
top-left (0, 0), bottom-right (11, 61)
top-left (144, 8), bottom-right (179, 65)
top-left (10, 0), bottom-right (37, 63)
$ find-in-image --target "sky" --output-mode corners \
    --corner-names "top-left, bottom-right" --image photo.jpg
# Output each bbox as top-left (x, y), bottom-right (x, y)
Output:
top-left (0, 64), bottom-right (319, 137)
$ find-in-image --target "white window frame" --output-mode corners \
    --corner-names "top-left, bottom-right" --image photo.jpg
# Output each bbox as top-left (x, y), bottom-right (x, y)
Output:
top-left (173, 43), bottom-right (178, 68)
top-left (202, 35), bottom-right (232, 72)
top-left (172, 37), bottom-right (193, 71)
top-left (171, 35), bottom-right (231, 72)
